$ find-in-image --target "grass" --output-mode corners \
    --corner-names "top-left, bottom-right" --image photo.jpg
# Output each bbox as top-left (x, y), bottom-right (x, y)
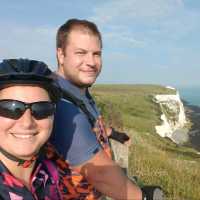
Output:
top-left (91, 84), bottom-right (200, 200)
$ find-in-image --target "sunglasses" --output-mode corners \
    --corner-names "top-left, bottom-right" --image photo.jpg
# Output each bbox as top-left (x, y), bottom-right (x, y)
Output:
top-left (0, 99), bottom-right (56, 120)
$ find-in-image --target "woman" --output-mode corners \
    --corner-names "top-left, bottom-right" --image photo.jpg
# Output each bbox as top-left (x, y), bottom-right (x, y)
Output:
top-left (0, 58), bottom-right (64, 199)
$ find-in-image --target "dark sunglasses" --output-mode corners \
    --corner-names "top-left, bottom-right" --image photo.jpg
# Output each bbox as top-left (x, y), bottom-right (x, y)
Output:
top-left (0, 99), bottom-right (56, 120)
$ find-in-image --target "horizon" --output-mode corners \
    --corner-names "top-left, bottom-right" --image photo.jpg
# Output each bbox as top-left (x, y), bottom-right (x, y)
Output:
top-left (0, 0), bottom-right (200, 87)
top-left (94, 83), bottom-right (200, 88)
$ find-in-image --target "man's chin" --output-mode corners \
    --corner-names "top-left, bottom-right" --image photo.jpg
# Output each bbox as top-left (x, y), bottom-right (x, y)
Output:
top-left (77, 82), bottom-right (93, 89)
top-left (79, 78), bottom-right (96, 88)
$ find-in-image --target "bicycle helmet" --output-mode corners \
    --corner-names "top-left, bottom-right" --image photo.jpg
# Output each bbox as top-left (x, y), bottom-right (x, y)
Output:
top-left (0, 58), bottom-right (61, 102)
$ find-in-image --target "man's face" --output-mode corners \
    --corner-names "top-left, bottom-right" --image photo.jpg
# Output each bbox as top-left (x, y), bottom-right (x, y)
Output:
top-left (57, 30), bottom-right (102, 88)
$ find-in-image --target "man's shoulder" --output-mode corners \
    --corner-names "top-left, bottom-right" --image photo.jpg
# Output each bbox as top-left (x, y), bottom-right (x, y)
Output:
top-left (56, 74), bottom-right (84, 99)
top-left (55, 99), bottom-right (92, 133)
top-left (56, 99), bottom-right (86, 118)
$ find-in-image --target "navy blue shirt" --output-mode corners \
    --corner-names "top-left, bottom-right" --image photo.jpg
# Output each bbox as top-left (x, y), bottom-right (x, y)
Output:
top-left (50, 76), bottom-right (102, 166)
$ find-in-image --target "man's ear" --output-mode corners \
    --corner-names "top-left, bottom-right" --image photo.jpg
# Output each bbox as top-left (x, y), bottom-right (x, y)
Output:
top-left (56, 48), bottom-right (65, 65)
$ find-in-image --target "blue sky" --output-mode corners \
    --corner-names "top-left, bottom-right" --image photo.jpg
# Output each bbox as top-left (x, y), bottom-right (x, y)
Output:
top-left (0, 0), bottom-right (200, 87)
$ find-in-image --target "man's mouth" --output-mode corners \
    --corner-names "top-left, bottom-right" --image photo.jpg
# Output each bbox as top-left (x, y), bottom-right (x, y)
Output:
top-left (83, 70), bottom-right (97, 76)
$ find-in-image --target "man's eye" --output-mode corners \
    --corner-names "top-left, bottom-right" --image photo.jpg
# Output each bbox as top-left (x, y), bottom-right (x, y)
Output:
top-left (76, 52), bottom-right (85, 55)
top-left (94, 52), bottom-right (102, 57)
top-left (94, 53), bottom-right (101, 57)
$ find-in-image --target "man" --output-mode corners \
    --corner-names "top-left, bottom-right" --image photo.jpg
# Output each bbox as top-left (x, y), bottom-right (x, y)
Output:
top-left (50, 19), bottom-right (142, 199)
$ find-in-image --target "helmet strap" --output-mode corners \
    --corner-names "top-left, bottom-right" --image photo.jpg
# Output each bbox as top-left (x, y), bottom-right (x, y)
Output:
top-left (0, 146), bottom-right (39, 168)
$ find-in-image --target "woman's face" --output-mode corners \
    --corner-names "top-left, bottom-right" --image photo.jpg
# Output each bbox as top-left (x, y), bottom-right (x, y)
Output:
top-left (0, 85), bottom-right (54, 160)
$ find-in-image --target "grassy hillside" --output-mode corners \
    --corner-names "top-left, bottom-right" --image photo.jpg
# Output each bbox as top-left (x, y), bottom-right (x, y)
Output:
top-left (91, 84), bottom-right (200, 200)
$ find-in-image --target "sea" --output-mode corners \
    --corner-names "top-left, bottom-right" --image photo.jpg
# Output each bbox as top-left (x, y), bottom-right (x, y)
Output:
top-left (177, 87), bottom-right (200, 107)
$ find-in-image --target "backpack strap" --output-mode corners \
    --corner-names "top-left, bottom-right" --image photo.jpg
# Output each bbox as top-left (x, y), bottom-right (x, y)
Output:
top-left (62, 90), bottom-right (96, 127)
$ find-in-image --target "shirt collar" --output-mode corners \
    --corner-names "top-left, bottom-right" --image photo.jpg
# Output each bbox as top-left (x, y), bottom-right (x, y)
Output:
top-left (56, 74), bottom-right (88, 101)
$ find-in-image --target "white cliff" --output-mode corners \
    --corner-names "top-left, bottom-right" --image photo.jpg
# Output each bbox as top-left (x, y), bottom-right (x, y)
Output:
top-left (154, 89), bottom-right (188, 143)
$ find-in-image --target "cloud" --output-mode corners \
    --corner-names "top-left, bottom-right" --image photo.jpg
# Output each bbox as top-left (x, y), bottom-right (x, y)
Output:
top-left (89, 0), bottom-right (200, 64)
top-left (88, 0), bottom-right (190, 51)
top-left (103, 31), bottom-right (145, 49)
top-left (91, 0), bottom-right (184, 24)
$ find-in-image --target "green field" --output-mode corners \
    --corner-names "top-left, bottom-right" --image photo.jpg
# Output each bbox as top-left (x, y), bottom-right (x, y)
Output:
top-left (91, 84), bottom-right (200, 200)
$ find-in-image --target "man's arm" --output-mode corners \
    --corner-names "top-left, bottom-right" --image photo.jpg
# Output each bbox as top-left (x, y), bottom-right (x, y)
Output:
top-left (72, 150), bottom-right (142, 200)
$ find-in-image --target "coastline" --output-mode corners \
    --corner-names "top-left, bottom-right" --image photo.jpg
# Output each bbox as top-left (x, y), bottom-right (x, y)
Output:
top-left (183, 99), bottom-right (200, 151)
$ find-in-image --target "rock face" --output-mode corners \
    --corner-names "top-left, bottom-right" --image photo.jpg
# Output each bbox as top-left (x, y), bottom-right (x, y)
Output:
top-left (154, 89), bottom-right (188, 144)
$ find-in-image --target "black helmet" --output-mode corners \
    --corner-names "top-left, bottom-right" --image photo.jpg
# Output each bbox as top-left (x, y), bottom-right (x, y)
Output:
top-left (0, 58), bottom-right (61, 102)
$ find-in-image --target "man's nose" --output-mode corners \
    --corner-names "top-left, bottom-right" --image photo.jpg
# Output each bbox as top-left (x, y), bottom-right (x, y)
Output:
top-left (85, 53), bottom-right (95, 66)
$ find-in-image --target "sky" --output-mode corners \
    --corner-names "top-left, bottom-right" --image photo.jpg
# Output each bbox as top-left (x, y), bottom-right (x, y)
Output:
top-left (0, 0), bottom-right (200, 88)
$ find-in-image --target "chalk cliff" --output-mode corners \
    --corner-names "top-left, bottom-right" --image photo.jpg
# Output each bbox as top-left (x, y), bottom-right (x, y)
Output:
top-left (154, 88), bottom-right (188, 144)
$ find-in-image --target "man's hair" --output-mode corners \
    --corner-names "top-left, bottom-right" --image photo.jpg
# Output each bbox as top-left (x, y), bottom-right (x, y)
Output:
top-left (56, 18), bottom-right (102, 51)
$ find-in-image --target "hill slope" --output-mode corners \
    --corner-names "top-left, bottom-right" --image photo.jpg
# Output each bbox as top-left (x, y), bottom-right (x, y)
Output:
top-left (91, 84), bottom-right (200, 200)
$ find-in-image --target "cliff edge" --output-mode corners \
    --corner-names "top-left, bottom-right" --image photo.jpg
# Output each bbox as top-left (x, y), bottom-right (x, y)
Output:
top-left (154, 87), bottom-right (188, 144)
